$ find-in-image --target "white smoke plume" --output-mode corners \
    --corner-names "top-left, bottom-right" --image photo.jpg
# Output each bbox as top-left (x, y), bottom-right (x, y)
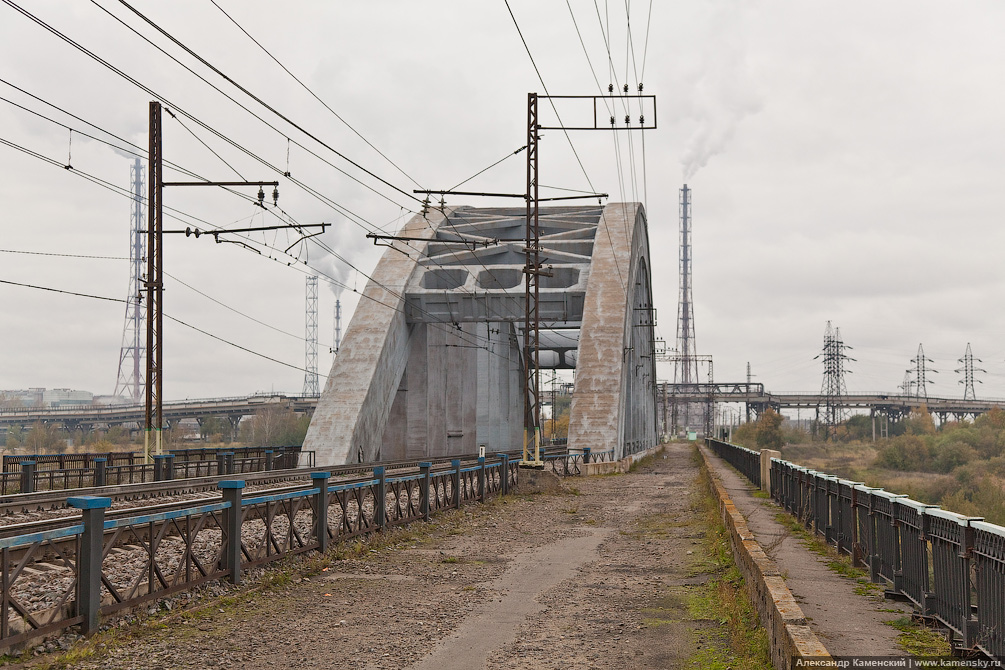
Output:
top-left (679, 9), bottom-right (763, 181)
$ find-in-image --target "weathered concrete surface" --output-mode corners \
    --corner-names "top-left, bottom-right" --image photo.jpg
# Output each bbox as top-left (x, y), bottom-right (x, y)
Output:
top-left (567, 203), bottom-right (657, 460)
top-left (703, 445), bottom-right (913, 660)
top-left (303, 209), bottom-right (448, 465)
top-left (409, 529), bottom-right (611, 670)
top-left (307, 203), bottom-right (658, 466)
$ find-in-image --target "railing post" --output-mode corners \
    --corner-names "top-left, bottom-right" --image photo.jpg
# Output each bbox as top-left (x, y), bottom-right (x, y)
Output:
top-left (218, 480), bottom-right (245, 584)
top-left (373, 466), bottom-right (386, 530)
top-left (93, 457), bottom-right (107, 487)
top-left (583, 447), bottom-right (591, 465)
top-left (419, 462), bottom-right (432, 521)
top-left (216, 453), bottom-right (226, 476)
top-left (264, 450), bottom-right (274, 472)
top-left (224, 452), bottom-right (235, 475)
top-left (164, 454), bottom-right (175, 480)
top-left (498, 454), bottom-right (509, 495)
top-left (311, 472), bottom-right (330, 553)
top-left (452, 459), bottom-right (461, 508)
top-left (153, 455), bottom-right (166, 482)
top-left (68, 495), bottom-right (111, 635)
top-left (477, 456), bottom-right (486, 502)
top-left (19, 460), bottom-right (35, 494)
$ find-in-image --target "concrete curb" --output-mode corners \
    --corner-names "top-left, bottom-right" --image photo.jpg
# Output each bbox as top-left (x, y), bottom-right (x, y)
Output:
top-left (698, 446), bottom-right (836, 670)
top-left (582, 444), bottom-right (663, 476)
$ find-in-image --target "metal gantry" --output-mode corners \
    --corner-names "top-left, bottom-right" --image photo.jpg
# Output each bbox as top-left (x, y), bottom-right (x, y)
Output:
top-left (145, 101), bottom-right (281, 462)
top-left (519, 91), bottom-right (656, 466)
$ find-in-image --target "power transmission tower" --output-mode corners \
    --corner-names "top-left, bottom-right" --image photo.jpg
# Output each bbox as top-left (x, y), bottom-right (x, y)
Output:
top-left (899, 370), bottom-right (915, 398)
top-left (908, 344), bottom-right (936, 400)
top-left (815, 321), bottom-right (854, 438)
top-left (955, 342), bottom-right (984, 401)
top-left (113, 158), bottom-right (146, 402)
top-left (304, 276), bottom-right (319, 396)
top-left (673, 184), bottom-right (701, 432)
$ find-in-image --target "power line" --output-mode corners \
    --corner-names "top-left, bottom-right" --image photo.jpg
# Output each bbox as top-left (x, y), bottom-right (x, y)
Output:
top-left (108, 0), bottom-right (424, 205)
top-left (207, 0), bottom-right (423, 190)
top-left (0, 248), bottom-right (126, 261)
top-left (0, 275), bottom-right (325, 377)
top-left (4, 4), bottom-right (539, 361)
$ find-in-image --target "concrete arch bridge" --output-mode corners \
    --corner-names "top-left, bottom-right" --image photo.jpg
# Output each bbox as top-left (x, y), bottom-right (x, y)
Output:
top-left (304, 203), bottom-right (658, 466)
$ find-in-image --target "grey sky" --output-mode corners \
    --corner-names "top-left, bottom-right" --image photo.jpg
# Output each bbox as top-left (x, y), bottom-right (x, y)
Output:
top-left (1, 1), bottom-right (1003, 402)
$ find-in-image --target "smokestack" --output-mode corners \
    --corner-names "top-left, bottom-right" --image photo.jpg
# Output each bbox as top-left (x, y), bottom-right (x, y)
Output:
top-left (334, 299), bottom-right (342, 354)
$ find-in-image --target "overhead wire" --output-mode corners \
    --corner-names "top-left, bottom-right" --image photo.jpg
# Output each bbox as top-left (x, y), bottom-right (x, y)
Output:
top-left (0, 276), bottom-right (323, 377)
top-left (108, 0), bottom-right (424, 206)
top-left (207, 0), bottom-right (423, 190)
top-left (4, 2), bottom-right (587, 362)
top-left (0, 7), bottom-right (487, 350)
top-left (503, 0), bottom-right (627, 295)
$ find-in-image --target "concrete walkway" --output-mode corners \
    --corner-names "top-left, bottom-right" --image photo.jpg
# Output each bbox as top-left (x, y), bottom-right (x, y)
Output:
top-left (702, 445), bottom-right (911, 658)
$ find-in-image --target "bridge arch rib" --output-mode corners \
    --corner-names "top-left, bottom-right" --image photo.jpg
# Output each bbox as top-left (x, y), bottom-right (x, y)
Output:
top-left (567, 203), bottom-right (657, 460)
top-left (303, 203), bottom-right (658, 466)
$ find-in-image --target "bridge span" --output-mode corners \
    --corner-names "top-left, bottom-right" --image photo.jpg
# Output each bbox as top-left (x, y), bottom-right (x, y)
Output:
top-left (661, 382), bottom-right (1005, 422)
top-left (0, 394), bottom-right (318, 436)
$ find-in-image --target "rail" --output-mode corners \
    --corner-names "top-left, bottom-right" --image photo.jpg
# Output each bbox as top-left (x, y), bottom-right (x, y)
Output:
top-left (0, 453), bottom-right (517, 651)
top-left (708, 438), bottom-right (1005, 661)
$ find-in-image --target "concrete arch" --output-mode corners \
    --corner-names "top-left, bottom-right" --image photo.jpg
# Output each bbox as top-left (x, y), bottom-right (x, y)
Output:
top-left (566, 203), bottom-right (658, 460)
top-left (304, 203), bottom-right (657, 466)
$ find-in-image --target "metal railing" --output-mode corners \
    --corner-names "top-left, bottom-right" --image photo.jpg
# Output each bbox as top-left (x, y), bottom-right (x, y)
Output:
top-left (708, 438), bottom-right (1005, 661)
top-left (707, 438), bottom-right (760, 487)
top-left (0, 454), bottom-right (517, 651)
top-left (0, 447), bottom-right (311, 495)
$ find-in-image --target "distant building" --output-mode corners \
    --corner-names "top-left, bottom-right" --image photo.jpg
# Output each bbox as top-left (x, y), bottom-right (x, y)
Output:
top-left (0, 388), bottom-right (94, 408)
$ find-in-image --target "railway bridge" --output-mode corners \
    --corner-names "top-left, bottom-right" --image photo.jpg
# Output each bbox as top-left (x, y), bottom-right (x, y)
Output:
top-left (304, 203), bottom-right (659, 465)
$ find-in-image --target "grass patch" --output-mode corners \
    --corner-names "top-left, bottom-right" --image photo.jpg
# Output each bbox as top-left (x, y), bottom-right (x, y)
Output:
top-left (884, 616), bottom-right (952, 656)
top-left (683, 458), bottom-right (772, 670)
top-left (751, 489), bottom-right (770, 499)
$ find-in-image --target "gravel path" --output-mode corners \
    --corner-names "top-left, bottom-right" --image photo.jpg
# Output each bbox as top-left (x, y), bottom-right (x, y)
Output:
top-left (21, 443), bottom-right (721, 670)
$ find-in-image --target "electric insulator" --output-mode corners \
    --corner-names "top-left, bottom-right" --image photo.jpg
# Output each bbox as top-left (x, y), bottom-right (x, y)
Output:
top-left (624, 115), bottom-right (631, 124)
top-left (257, 186), bottom-right (265, 204)
top-left (638, 83), bottom-right (643, 92)
top-left (608, 83), bottom-right (614, 93)
top-left (639, 115), bottom-right (645, 125)
top-left (610, 116), bottom-right (616, 125)
top-left (272, 187), bottom-right (279, 205)
top-left (623, 83), bottom-right (629, 93)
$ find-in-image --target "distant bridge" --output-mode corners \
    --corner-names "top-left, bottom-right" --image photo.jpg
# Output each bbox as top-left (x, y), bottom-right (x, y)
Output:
top-left (0, 394), bottom-right (318, 435)
top-left (660, 382), bottom-right (1005, 422)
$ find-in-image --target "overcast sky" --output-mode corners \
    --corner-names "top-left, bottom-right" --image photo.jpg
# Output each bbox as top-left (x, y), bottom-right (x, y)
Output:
top-left (1, 1), bottom-right (1004, 402)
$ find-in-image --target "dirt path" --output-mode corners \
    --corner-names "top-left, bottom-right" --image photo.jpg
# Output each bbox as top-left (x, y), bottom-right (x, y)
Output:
top-left (702, 445), bottom-right (912, 658)
top-left (42, 443), bottom-right (727, 670)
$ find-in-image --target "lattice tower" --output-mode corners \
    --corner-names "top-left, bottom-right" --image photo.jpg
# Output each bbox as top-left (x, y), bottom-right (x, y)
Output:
top-left (955, 342), bottom-right (984, 401)
top-left (909, 343), bottom-right (936, 400)
top-left (304, 276), bottom-right (320, 396)
top-left (816, 321), bottom-right (853, 435)
top-left (672, 184), bottom-right (702, 431)
top-left (113, 158), bottom-right (146, 401)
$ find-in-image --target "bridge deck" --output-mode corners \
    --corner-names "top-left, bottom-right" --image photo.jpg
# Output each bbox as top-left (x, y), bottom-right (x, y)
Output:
top-left (25, 445), bottom-right (926, 668)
